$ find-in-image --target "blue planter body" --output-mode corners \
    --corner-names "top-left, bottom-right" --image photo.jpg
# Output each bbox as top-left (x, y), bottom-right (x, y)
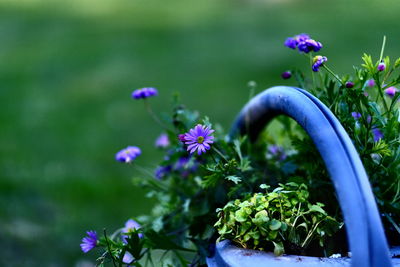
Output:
top-left (207, 86), bottom-right (394, 267)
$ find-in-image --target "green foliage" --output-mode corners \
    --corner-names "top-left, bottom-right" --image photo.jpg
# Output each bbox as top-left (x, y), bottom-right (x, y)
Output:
top-left (214, 183), bottom-right (342, 256)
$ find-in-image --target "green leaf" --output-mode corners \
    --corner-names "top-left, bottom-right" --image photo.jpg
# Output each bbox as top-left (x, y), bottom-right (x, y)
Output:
top-left (235, 208), bottom-right (249, 222)
top-left (225, 175), bottom-right (242, 184)
top-left (273, 241), bottom-right (285, 256)
top-left (309, 204), bottom-right (327, 215)
top-left (269, 219), bottom-right (282, 230)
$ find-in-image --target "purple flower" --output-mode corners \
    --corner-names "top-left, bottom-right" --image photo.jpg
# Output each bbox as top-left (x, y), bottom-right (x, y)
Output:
top-left (268, 145), bottom-right (287, 161)
top-left (367, 115), bottom-right (372, 124)
top-left (122, 219), bottom-right (143, 243)
top-left (351, 112), bottom-right (361, 120)
top-left (312, 56), bottom-right (328, 72)
top-left (284, 38), bottom-right (297, 49)
top-left (80, 231), bottom-right (98, 253)
top-left (364, 91), bottom-right (369, 97)
top-left (281, 71), bottom-right (292, 80)
top-left (367, 79), bottom-right (375, 87)
top-left (298, 39), bottom-right (323, 53)
top-left (131, 87), bottom-right (158, 99)
top-left (377, 62), bottom-right (386, 72)
top-left (345, 81), bottom-right (354, 88)
top-left (115, 146), bottom-right (141, 163)
top-left (155, 133), bottom-right (170, 148)
top-left (155, 165), bottom-right (172, 179)
top-left (372, 128), bottom-right (383, 142)
top-left (284, 33), bottom-right (316, 51)
top-left (184, 124), bottom-right (214, 155)
top-left (384, 87), bottom-right (398, 98)
top-left (123, 252), bottom-right (134, 265)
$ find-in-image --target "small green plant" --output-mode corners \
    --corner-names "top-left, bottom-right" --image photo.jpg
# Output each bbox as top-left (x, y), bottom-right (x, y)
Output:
top-left (214, 182), bottom-right (342, 256)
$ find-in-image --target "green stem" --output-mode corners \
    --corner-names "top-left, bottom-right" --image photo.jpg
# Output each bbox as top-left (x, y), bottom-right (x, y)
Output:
top-left (309, 54), bottom-right (316, 89)
top-left (212, 146), bottom-right (228, 162)
top-left (322, 65), bottom-right (344, 86)
top-left (104, 229), bottom-right (117, 267)
top-left (144, 100), bottom-right (170, 130)
top-left (379, 35), bottom-right (386, 62)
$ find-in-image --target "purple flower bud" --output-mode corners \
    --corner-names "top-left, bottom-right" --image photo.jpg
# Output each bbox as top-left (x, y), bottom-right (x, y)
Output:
top-left (132, 87), bottom-right (158, 99)
top-left (367, 115), bottom-right (372, 124)
top-left (372, 127), bottom-right (383, 142)
top-left (367, 79), bottom-right (375, 87)
top-left (155, 133), bottom-right (170, 148)
top-left (115, 146), bottom-right (141, 163)
top-left (364, 91), bottom-right (369, 97)
top-left (281, 71), bottom-right (292, 80)
top-left (312, 56), bottom-right (328, 72)
top-left (384, 87), bottom-right (398, 98)
top-left (345, 82), bottom-right (354, 88)
top-left (178, 134), bottom-right (186, 142)
top-left (351, 112), bottom-right (361, 120)
top-left (377, 62), bottom-right (386, 72)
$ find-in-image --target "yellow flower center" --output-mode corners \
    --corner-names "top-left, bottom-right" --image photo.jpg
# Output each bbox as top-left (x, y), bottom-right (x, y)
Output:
top-left (197, 136), bottom-right (204, 144)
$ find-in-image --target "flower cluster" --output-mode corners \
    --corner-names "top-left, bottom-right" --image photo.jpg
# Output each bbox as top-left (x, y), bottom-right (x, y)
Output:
top-left (284, 33), bottom-right (322, 53)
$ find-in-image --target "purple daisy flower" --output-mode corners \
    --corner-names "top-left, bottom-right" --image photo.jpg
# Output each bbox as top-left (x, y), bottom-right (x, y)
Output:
top-left (131, 87), bottom-right (158, 99)
top-left (367, 79), bottom-right (375, 87)
top-left (384, 86), bottom-right (398, 98)
top-left (122, 219), bottom-right (143, 243)
top-left (377, 62), bottom-right (386, 72)
top-left (351, 112), bottom-right (362, 120)
top-left (80, 230), bottom-right (98, 253)
top-left (372, 128), bottom-right (383, 142)
top-left (115, 146), bottom-right (141, 163)
top-left (184, 124), bottom-right (214, 155)
top-left (155, 133), bottom-right (170, 148)
top-left (312, 56), bottom-right (328, 72)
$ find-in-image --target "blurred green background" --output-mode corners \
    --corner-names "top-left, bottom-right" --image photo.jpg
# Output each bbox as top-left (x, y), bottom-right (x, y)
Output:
top-left (0, 0), bottom-right (399, 265)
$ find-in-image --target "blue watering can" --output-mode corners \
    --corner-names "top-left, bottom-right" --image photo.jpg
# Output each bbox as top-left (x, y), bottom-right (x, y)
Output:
top-left (207, 86), bottom-right (399, 267)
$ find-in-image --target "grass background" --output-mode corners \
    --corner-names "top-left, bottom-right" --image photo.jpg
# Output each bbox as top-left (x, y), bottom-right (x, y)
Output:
top-left (0, 0), bottom-right (399, 265)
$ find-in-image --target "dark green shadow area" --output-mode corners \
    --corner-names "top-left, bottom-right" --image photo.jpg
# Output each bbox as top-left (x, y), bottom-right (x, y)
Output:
top-left (0, 0), bottom-right (399, 265)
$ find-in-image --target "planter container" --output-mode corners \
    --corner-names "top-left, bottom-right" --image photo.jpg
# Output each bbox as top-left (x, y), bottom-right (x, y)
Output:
top-left (207, 87), bottom-right (398, 267)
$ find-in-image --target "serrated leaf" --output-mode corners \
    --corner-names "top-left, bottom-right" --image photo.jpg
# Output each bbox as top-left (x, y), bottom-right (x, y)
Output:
top-left (225, 175), bottom-right (242, 184)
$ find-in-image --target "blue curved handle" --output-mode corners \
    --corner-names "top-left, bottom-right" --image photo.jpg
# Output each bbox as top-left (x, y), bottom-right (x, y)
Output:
top-left (228, 86), bottom-right (392, 267)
